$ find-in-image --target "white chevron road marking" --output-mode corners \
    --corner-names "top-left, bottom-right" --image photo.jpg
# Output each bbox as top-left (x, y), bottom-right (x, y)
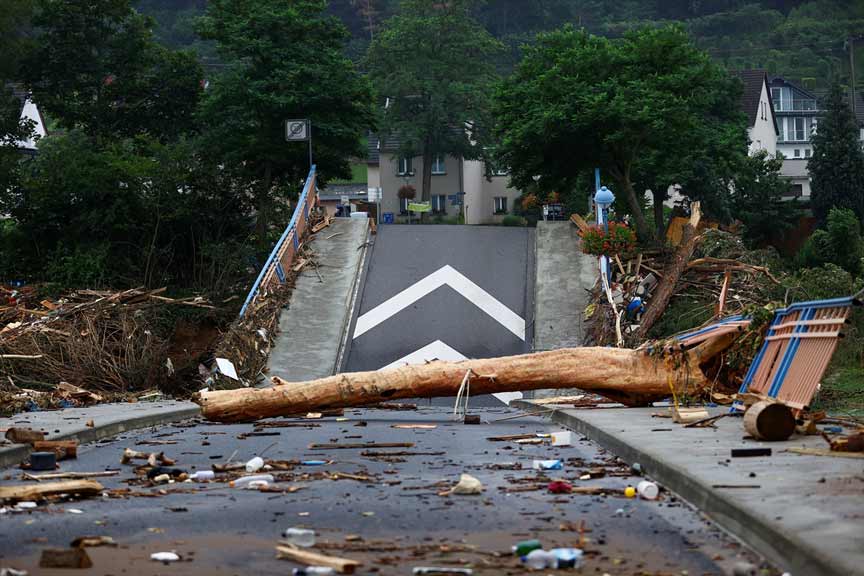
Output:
top-left (378, 339), bottom-right (523, 405)
top-left (353, 265), bottom-right (525, 341)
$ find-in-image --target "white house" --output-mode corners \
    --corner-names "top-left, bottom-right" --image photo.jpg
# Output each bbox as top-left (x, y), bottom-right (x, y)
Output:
top-left (736, 70), bottom-right (778, 156)
top-left (8, 85), bottom-right (47, 155)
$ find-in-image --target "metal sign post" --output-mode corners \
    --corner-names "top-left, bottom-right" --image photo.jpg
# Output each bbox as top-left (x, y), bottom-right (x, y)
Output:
top-left (286, 119), bottom-right (312, 169)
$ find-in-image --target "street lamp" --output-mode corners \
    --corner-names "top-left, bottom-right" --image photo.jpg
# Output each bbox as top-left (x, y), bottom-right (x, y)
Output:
top-left (594, 185), bottom-right (615, 233)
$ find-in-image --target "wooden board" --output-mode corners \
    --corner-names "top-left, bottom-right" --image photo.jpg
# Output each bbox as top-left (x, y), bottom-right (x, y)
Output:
top-left (0, 480), bottom-right (104, 502)
top-left (276, 545), bottom-right (360, 574)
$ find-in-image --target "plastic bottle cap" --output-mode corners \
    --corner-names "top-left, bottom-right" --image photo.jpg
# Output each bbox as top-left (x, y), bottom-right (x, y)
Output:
top-left (624, 486), bottom-right (636, 498)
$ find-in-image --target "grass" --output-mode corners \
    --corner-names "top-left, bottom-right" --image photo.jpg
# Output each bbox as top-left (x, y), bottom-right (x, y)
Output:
top-left (814, 307), bottom-right (864, 416)
top-left (330, 162), bottom-right (367, 184)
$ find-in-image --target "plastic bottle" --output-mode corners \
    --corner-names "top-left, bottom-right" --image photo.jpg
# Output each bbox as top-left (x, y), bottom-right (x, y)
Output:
top-left (283, 527), bottom-right (316, 547)
top-left (245, 456), bottom-right (264, 473)
top-left (189, 470), bottom-right (215, 482)
top-left (532, 459), bottom-right (563, 470)
top-left (636, 480), bottom-right (659, 500)
top-left (511, 539), bottom-right (542, 557)
top-left (551, 548), bottom-right (584, 568)
top-left (229, 474), bottom-right (274, 488)
top-left (524, 549), bottom-right (556, 570)
top-left (292, 567), bottom-right (335, 576)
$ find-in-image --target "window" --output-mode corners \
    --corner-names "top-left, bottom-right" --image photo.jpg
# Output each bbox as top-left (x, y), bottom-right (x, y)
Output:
top-left (783, 184), bottom-right (803, 199)
top-left (398, 157), bottom-right (413, 176)
top-left (432, 195), bottom-right (446, 213)
top-left (431, 155), bottom-right (446, 175)
top-left (810, 118), bottom-right (818, 136)
top-left (493, 196), bottom-right (508, 214)
top-left (793, 117), bottom-right (805, 141)
top-left (399, 197), bottom-right (410, 214)
top-left (794, 149), bottom-right (801, 158)
top-left (805, 148), bottom-right (811, 158)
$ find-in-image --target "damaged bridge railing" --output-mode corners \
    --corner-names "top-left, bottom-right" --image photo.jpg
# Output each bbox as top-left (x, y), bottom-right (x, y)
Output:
top-left (239, 165), bottom-right (318, 318)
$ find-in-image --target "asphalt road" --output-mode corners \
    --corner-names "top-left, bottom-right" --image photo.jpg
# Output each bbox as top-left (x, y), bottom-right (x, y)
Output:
top-left (0, 407), bottom-right (774, 576)
top-left (343, 225), bottom-right (534, 407)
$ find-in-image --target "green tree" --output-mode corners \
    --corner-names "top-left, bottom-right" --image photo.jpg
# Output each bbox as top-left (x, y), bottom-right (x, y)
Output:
top-left (367, 0), bottom-right (502, 202)
top-left (730, 150), bottom-right (802, 247)
top-left (197, 0), bottom-right (374, 245)
top-left (494, 24), bottom-right (743, 240)
top-left (808, 82), bottom-right (864, 225)
top-left (24, 0), bottom-right (202, 142)
top-left (798, 207), bottom-right (864, 275)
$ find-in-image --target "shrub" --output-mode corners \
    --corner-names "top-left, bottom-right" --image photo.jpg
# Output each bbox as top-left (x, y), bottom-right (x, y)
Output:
top-left (786, 263), bottom-right (860, 301)
top-left (501, 215), bottom-right (524, 227)
top-left (797, 207), bottom-right (864, 275)
top-left (579, 222), bottom-right (636, 256)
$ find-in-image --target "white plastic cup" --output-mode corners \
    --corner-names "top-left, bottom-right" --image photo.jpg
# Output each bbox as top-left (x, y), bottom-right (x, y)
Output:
top-left (524, 549), bottom-right (556, 570)
top-left (245, 456), bottom-right (264, 473)
top-left (284, 527), bottom-right (316, 548)
top-left (637, 480), bottom-right (659, 500)
top-left (551, 431), bottom-right (572, 446)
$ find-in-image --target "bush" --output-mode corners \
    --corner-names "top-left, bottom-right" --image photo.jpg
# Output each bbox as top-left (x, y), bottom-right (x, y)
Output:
top-left (786, 263), bottom-right (860, 301)
top-left (797, 207), bottom-right (864, 275)
top-left (501, 215), bottom-right (524, 227)
top-left (579, 222), bottom-right (636, 256)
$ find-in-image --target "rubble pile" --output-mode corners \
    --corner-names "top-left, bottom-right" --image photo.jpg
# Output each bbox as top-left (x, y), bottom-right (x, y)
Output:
top-left (0, 287), bottom-right (215, 413)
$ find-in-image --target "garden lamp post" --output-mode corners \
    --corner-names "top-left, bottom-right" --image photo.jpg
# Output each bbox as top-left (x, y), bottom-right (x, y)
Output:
top-left (593, 185), bottom-right (615, 282)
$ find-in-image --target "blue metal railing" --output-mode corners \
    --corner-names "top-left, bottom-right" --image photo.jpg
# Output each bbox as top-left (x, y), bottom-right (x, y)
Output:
top-left (239, 165), bottom-right (317, 318)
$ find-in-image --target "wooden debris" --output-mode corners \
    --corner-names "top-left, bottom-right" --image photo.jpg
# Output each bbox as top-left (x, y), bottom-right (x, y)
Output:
top-left (0, 480), bottom-right (104, 502)
top-left (391, 424), bottom-right (437, 430)
top-left (57, 382), bottom-right (103, 404)
top-left (23, 471), bottom-right (118, 481)
top-left (308, 442), bottom-right (414, 450)
top-left (198, 341), bottom-right (728, 422)
top-left (683, 413), bottom-right (729, 429)
top-left (671, 406), bottom-right (710, 424)
top-left (121, 448), bottom-right (175, 466)
top-left (32, 440), bottom-right (78, 460)
top-left (743, 401), bottom-right (796, 441)
top-left (40, 547), bottom-right (93, 569)
top-left (5, 427), bottom-right (45, 444)
top-left (360, 450), bottom-right (445, 458)
top-left (71, 536), bottom-right (117, 548)
top-left (486, 434), bottom-right (536, 442)
top-left (276, 545), bottom-right (360, 574)
top-left (787, 447), bottom-right (864, 459)
top-left (828, 432), bottom-right (864, 453)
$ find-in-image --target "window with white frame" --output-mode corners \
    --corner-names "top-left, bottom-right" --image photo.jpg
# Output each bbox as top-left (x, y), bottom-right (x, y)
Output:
top-left (493, 196), bottom-right (508, 214)
top-left (398, 157), bottom-right (413, 176)
top-left (805, 148), bottom-right (811, 158)
top-left (431, 155), bottom-right (446, 175)
top-left (432, 195), bottom-right (446, 213)
top-left (400, 197), bottom-right (410, 214)
top-left (792, 117), bottom-right (806, 141)
top-left (794, 149), bottom-right (801, 158)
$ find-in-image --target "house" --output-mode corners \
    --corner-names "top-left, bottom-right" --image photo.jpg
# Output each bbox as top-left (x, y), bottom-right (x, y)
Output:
top-left (366, 134), bottom-right (521, 225)
top-left (768, 77), bottom-right (824, 198)
top-left (7, 85), bottom-right (47, 155)
top-left (735, 70), bottom-right (778, 156)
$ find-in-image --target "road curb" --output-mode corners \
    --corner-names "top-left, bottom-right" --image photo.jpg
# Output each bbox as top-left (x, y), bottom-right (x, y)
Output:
top-left (0, 404), bottom-right (201, 470)
top-left (511, 399), bottom-right (851, 576)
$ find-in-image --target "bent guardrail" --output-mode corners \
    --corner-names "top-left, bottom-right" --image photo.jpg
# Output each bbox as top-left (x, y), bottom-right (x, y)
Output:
top-left (239, 166), bottom-right (317, 318)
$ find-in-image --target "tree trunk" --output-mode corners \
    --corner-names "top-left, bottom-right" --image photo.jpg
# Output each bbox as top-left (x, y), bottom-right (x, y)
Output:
top-left (652, 187), bottom-right (666, 242)
top-left (197, 346), bottom-right (711, 422)
top-left (421, 138), bottom-right (433, 202)
top-left (617, 167), bottom-right (651, 241)
top-left (636, 203), bottom-right (702, 340)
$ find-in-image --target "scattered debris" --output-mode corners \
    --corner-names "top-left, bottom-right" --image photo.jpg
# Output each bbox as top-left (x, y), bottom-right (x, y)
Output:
top-left (743, 401), bottom-right (795, 441)
top-left (276, 545), bottom-right (360, 574)
top-left (308, 442), bottom-right (413, 450)
top-left (150, 552), bottom-right (181, 564)
top-left (391, 424), bottom-right (437, 430)
top-left (39, 548), bottom-right (93, 569)
top-left (446, 474), bottom-right (483, 495)
top-left (731, 448), bottom-right (772, 458)
top-left (0, 480), bottom-right (104, 502)
top-left (4, 428), bottom-right (45, 444)
top-left (70, 536), bottom-right (117, 548)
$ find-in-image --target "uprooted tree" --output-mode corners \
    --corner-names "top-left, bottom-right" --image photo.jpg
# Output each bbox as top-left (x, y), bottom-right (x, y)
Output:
top-left (197, 335), bottom-right (736, 422)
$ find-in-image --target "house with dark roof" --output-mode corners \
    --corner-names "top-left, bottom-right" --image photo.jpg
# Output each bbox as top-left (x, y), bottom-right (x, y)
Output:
top-left (366, 132), bottom-right (520, 225)
top-left (735, 70), bottom-right (778, 156)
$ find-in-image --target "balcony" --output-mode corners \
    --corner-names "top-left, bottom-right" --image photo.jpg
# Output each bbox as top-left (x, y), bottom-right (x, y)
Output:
top-left (772, 98), bottom-right (818, 112)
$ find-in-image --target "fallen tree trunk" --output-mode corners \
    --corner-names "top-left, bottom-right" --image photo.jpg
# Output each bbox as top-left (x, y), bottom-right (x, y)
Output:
top-left (636, 202), bottom-right (702, 339)
top-left (197, 345), bottom-right (715, 423)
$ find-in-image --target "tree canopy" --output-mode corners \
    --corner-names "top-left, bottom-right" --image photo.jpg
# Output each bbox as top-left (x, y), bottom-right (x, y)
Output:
top-left (493, 24), bottom-right (747, 240)
top-left (367, 0), bottom-right (502, 202)
top-left (808, 82), bottom-right (864, 225)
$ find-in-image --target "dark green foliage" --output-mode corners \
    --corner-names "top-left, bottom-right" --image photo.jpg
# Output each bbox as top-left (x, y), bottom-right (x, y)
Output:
top-left (731, 150), bottom-right (803, 247)
top-left (797, 208), bottom-right (864, 275)
top-left (24, 0), bottom-right (203, 143)
top-left (808, 82), bottom-right (864, 225)
top-left (501, 215), bottom-right (523, 227)
top-left (367, 0), bottom-right (502, 202)
top-left (197, 0), bottom-right (374, 245)
top-left (787, 263), bottom-right (860, 301)
top-left (493, 24), bottom-right (747, 241)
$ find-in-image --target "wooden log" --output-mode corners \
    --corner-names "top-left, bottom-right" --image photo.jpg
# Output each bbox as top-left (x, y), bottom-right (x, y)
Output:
top-left (276, 545), bottom-right (360, 574)
top-left (636, 202), bottom-right (702, 339)
top-left (744, 401), bottom-right (796, 441)
top-left (197, 345), bottom-right (710, 423)
top-left (5, 427), bottom-right (45, 444)
top-left (32, 440), bottom-right (78, 460)
top-left (0, 480), bottom-right (104, 502)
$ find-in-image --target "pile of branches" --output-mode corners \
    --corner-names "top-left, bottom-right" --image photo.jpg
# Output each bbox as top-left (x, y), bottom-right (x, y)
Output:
top-left (0, 287), bottom-right (215, 405)
top-left (584, 228), bottom-right (787, 395)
